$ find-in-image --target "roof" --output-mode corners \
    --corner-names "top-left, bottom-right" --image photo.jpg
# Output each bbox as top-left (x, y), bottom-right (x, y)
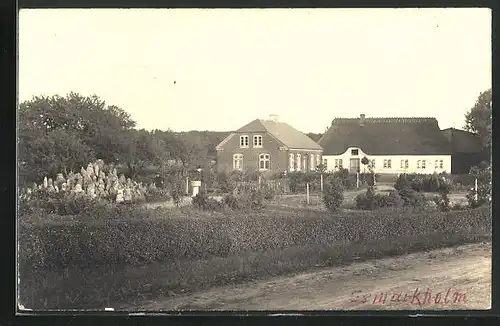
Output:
top-left (319, 117), bottom-right (451, 155)
top-left (235, 119), bottom-right (323, 150)
top-left (441, 128), bottom-right (483, 153)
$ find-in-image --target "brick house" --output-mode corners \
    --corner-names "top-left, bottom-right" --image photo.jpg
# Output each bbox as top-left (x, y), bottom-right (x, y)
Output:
top-left (318, 114), bottom-right (452, 174)
top-left (215, 116), bottom-right (323, 177)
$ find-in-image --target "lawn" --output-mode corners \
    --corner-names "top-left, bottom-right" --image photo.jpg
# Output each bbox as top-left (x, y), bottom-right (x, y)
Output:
top-left (270, 183), bottom-right (468, 211)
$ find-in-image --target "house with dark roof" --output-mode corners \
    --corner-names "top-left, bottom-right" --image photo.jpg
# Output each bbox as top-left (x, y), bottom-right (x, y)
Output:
top-left (216, 115), bottom-right (323, 176)
top-left (318, 114), bottom-right (452, 174)
top-left (441, 128), bottom-right (489, 174)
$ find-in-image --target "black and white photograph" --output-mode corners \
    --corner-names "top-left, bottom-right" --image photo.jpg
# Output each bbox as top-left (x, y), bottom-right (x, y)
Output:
top-left (17, 8), bottom-right (492, 311)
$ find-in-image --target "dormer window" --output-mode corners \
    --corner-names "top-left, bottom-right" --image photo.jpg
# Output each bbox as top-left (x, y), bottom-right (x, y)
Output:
top-left (253, 135), bottom-right (263, 148)
top-left (351, 149), bottom-right (359, 156)
top-left (240, 135), bottom-right (249, 148)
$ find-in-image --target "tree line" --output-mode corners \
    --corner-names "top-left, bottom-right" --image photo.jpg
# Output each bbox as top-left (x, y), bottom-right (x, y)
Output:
top-left (18, 89), bottom-right (491, 186)
top-left (17, 92), bottom-right (229, 186)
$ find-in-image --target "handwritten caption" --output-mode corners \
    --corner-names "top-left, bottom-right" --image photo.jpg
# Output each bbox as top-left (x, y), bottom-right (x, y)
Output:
top-left (350, 287), bottom-right (467, 306)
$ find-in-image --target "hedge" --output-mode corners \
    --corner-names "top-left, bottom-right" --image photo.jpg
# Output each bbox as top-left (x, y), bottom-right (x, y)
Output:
top-left (18, 205), bottom-right (491, 271)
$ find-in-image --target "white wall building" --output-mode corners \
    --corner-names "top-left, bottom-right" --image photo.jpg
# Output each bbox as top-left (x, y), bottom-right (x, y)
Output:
top-left (319, 114), bottom-right (452, 175)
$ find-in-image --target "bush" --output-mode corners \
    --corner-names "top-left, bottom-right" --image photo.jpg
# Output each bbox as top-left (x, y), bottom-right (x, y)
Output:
top-left (18, 205), bottom-right (492, 272)
top-left (355, 187), bottom-right (376, 210)
top-left (323, 177), bottom-right (344, 212)
top-left (374, 190), bottom-right (403, 209)
top-left (394, 174), bottom-right (411, 191)
top-left (192, 191), bottom-right (223, 211)
top-left (356, 188), bottom-right (402, 210)
top-left (467, 161), bottom-right (492, 209)
top-left (428, 173), bottom-right (441, 192)
top-left (261, 184), bottom-right (276, 201)
top-left (397, 185), bottom-right (427, 208)
top-left (18, 190), bottom-right (99, 216)
top-left (144, 187), bottom-right (171, 203)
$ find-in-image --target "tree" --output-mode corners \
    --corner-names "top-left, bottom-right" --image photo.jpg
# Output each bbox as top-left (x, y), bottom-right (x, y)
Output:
top-left (18, 128), bottom-right (94, 184)
top-left (18, 93), bottom-right (137, 184)
top-left (119, 129), bottom-right (169, 178)
top-left (464, 88), bottom-right (492, 150)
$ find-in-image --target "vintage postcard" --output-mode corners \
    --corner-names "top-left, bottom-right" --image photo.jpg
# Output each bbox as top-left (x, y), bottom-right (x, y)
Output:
top-left (17, 8), bottom-right (492, 312)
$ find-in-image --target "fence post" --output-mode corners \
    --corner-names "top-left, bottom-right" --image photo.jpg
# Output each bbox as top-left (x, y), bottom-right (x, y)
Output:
top-left (185, 176), bottom-right (189, 195)
top-left (356, 172), bottom-right (360, 188)
top-left (320, 173), bottom-right (324, 192)
top-left (475, 178), bottom-right (478, 201)
top-left (306, 182), bottom-right (310, 205)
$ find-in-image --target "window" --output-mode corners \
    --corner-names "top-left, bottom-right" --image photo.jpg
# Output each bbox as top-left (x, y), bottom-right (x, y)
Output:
top-left (253, 135), bottom-right (263, 148)
top-left (233, 154), bottom-right (243, 171)
top-left (439, 160), bottom-right (443, 169)
top-left (421, 160), bottom-right (426, 169)
top-left (334, 159), bottom-right (343, 169)
top-left (310, 154), bottom-right (315, 171)
top-left (434, 160), bottom-right (439, 169)
top-left (417, 160), bottom-right (421, 169)
top-left (239, 135), bottom-right (249, 148)
top-left (383, 159), bottom-right (392, 168)
top-left (400, 160), bottom-right (405, 169)
top-left (289, 153), bottom-right (295, 171)
top-left (400, 159), bottom-right (408, 169)
top-left (351, 149), bottom-right (359, 156)
top-left (371, 159), bottom-right (375, 168)
top-left (259, 153), bottom-right (270, 170)
top-left (323, 158), bottom-right (327, 166)
top-left (296, 154), bottom-right (301, 171)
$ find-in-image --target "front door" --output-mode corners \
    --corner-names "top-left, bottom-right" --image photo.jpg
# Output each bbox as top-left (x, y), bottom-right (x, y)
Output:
top-left (350, 158), bottom-right (360, 173)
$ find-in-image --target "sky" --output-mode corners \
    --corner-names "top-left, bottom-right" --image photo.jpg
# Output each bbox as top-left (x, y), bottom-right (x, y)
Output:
top-left (19, 8), bottom-right (491, 133)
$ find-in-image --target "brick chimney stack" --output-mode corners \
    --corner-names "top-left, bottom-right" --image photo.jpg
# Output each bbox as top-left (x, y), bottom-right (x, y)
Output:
top-left (360, 114), bottom-right (366, 126)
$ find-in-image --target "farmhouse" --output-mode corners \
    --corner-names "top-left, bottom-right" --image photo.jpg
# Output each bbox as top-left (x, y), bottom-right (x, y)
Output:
top-left (216, 115), bottom-right (323, 176)
top-left (441, 128), bottom-right (489, 174)
top-left (318, 114), bottom-right (452, 174)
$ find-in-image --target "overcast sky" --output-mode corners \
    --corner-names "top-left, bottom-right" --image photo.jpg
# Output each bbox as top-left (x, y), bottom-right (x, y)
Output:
top-left (19, 8), bottom-right (491, 133)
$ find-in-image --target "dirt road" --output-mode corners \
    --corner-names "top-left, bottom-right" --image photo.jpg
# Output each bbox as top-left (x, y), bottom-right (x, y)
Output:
top-left (133, 242), bottom-right (491, 311)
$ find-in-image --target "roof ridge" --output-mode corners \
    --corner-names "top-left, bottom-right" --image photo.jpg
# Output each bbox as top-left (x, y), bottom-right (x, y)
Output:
top-left (332, 117), bottom-right (438, 124)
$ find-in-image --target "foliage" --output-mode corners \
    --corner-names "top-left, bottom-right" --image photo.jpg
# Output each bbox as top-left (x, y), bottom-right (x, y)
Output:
top-left (355, 188), bottom-right (402, 210)
top-left (19, 205), bottom-right (491, 271)
top-left (322, 176), bottom-right (344, 212)
top-left (464, 88), bottom-right (492, 150)
top-left (433, 180), bottom-right (452, 212)
top-left (428, 173), bottom-right (441, 192)
top-left (394, 173), bottom-right (450, 193)
top-left (261, 183), bottom-right (276, 201)
top-left (305, 132), bottom-right (323, 142)
top-left (18, 93), bottom-right (136, 185)
top-left (466, 161), bottom-right (492, 208)
top-left (192, 191), bottom-right (223, 211)
top-left (144, 187), bottom-right (171, 203)
top-left (18, 93), bottom-right (194, 186)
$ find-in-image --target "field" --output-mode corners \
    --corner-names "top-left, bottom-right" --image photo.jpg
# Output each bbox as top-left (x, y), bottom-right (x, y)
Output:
top-left (18, 189), bottom-right (490, 310)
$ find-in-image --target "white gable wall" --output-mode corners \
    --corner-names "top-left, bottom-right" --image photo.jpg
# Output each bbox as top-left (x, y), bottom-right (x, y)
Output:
top-left (322, 147), bottom-right (451, 174)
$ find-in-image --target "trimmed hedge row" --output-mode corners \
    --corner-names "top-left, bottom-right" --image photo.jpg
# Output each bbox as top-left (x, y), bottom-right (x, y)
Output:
top-left (18, 205), bottom-right (491, 271)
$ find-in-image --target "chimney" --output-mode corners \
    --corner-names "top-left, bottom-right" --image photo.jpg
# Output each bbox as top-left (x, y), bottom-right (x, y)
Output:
top-left (269, 114), bottom-right (279, 122)
top-left (360, 114), bottom-right (366, 126)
